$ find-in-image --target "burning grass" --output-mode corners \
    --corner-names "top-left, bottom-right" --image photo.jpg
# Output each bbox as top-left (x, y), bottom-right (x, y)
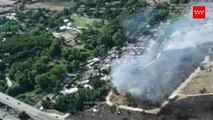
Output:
top-left (110, 91), bottom-right (161, 110)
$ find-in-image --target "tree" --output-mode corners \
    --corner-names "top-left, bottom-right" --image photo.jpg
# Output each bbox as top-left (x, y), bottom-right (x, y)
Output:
top-left (35, 74), bottom-right (49, 90)
top-left (50, 65), bottom-right (65, 77)
top-left (35, 72), bottom-right (58, 92)
top-left (32, 11), bottom-right (42, 21)
top-left (18, 111), bottom-right (31, 120)
top-left (17, 72), bottom-right (34, 91)
top-left (63, 8), bottom-right (70, 16)
top-left (62, 48), bottom-right (73, 61)
top-left (113, 29), bottom-right (126, 45)
top-left (49, 39), bottom-right (62, 57)
top-left (98, 33), bottom-right (114, 48)
top-left (7, 85), bottom-right (24, 96)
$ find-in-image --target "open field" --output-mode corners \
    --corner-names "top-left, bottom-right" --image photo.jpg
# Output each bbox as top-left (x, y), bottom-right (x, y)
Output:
top-left (181, 69), bottom-right (213, 95)
top-left (71, 15), bottom-right (101, 27)
top-left (26, 1), bottom-right (75, 11)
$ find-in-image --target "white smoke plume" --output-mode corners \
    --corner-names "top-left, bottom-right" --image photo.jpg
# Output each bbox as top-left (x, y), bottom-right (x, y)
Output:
top-left (111, 3), bottom-right (213, 103)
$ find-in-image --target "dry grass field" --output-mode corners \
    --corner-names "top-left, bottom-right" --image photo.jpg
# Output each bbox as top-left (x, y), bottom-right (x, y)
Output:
top-left (181, 69), bottom-right (213, 94)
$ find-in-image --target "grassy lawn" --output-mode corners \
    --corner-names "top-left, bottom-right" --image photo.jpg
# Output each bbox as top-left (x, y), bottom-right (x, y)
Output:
top-left (70, 15), bottom-right (100, 27)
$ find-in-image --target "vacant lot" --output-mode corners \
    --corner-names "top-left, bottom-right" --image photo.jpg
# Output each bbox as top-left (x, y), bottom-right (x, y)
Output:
top-left (181, 70), bottom-right (213, 94)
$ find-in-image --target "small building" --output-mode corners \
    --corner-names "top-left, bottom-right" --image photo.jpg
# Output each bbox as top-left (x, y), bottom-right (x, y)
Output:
top-left (2, 38), bottom-right (6, 42)
top-left (60, 87), bottom-right (78, 95)
top-left (67, 22), bottom-right (73, 27)
top-left (76, 80), bottom-right (89, 85)
top-left (59, 26), bottom-right (67, 31)
top-left (63, 19), bottom-right (69, 23)
top-left (100, 75), bottom-right (110, 81)
top-left (83, 84), bottom-right (93, 89)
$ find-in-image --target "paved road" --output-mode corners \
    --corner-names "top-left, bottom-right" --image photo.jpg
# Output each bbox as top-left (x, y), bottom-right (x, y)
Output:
top-left (0, 92), bottom-right (61, 120)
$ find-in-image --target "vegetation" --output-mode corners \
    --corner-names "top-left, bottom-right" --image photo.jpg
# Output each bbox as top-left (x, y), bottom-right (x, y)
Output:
top-left (0, 0), bottom-right (172, 114)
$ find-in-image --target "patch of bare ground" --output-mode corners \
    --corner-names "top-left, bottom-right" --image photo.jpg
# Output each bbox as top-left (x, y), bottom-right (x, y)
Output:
top-left (110, 93), bottom-right (129, 105)
top-left (181, 69), bottom-right (213, 95)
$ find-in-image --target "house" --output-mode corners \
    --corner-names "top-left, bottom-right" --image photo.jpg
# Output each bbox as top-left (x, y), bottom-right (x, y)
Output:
top-left (2, 38), bottom-right (6, 42)
top-left (87, 58), bottom-right (100, 65)
top-left (59, 25), bottom-right (67, 31)
top-left (63, 19), bottom-right (69, 23)
top-left (100, 75), bottom-right (110, 81)
top-left (67, 22), bottom-right (73, 27)
top-left (76, 80), bottom-right (89, 85)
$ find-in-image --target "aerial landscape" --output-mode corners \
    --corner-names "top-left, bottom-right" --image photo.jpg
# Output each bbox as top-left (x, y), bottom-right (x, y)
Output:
top-left (0, 0), bottom-right (213, 120)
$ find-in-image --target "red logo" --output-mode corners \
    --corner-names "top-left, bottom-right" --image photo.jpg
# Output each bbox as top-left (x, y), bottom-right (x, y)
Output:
top-left (192, 6), bottom-right (206, 19)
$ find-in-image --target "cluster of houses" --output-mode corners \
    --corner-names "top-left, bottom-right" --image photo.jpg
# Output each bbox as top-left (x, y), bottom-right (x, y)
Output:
top-left (59, 47), bottom-right (123, 95)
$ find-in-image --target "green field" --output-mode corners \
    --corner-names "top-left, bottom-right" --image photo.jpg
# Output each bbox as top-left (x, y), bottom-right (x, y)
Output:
top-left (70, 15), bottom-right (100, 27)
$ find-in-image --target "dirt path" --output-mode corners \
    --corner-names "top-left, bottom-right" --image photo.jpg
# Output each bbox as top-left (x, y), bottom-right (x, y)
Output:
top-left (105, 91), bottom-right (160, 114)
top-left (5, 74), bottom-right (12, 87)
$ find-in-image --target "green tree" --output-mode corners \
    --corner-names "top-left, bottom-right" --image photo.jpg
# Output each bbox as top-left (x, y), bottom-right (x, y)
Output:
top-left (35, 74), bottom-right (49, 90)
top-left (113, 29), bottom-right (126, 45)
top-left (49, 39), bottom-right (62, 57)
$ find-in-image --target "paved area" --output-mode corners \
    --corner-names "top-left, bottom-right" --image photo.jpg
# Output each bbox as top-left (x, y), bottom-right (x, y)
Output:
top-left (0, 109), bottom-right (19, 120)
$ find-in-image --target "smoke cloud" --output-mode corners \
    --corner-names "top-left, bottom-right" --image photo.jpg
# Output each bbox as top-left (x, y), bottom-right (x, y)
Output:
top-left (111, 3), bottom-right (213, 103)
